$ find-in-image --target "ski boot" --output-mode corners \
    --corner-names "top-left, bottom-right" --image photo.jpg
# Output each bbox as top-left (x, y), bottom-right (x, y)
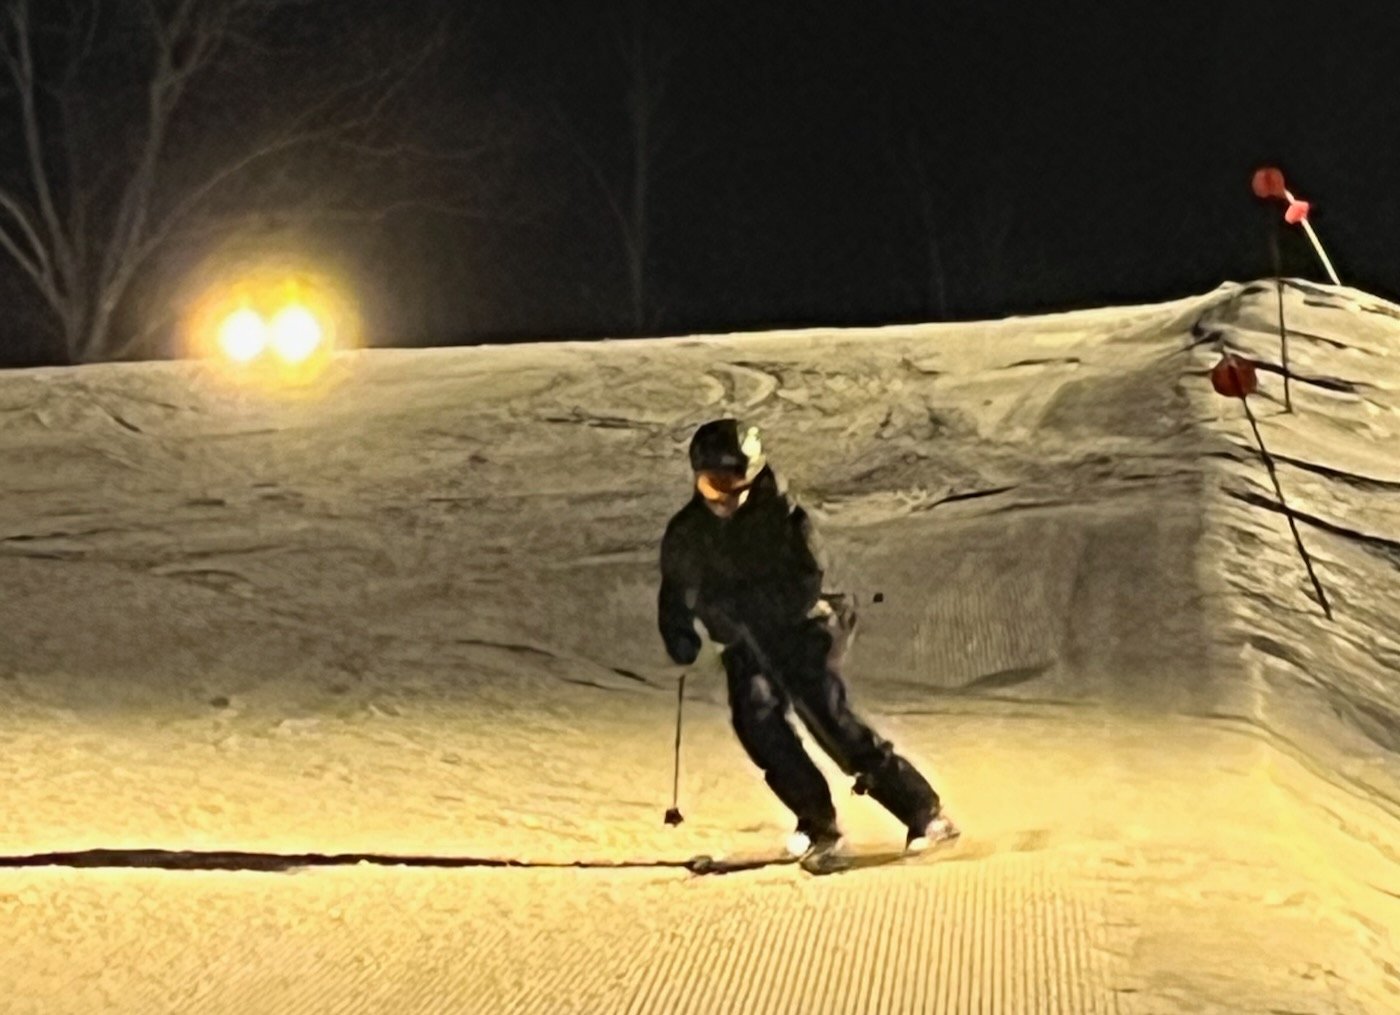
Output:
top-left (905, 808), bottom-right (960, 854)
top-left (787, 820), bottom-right (846, 873)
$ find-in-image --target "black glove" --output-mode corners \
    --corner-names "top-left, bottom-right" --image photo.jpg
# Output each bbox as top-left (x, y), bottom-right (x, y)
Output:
top-left (664, 627), bottom-right (701, 666)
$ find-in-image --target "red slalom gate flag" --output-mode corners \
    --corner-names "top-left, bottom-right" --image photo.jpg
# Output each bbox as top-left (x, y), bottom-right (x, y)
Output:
top-left (1251, 166), bottom-right (1341, 286)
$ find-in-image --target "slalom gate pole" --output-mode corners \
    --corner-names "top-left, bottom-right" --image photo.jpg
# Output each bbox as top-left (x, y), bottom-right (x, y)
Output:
top-left (1240, 394), bottom-right (1334, 621)
top-left (1213, 348), bottom-right (1334, 622)
top-left (1269, 226), bottom-right (1293, 413)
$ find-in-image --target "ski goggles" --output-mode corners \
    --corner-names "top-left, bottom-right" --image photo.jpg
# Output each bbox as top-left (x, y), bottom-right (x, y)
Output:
top-left (695, 469), bottom-right (752, 503)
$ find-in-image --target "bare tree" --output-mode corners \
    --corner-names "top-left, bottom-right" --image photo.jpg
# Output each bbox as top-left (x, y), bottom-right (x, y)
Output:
top-left (542, 0), bottom-right (683, 335)
top-left (617, 0), bottom-right (660, 335)
top-left (880, 103), bottom-right (1020, 319)
top-left (882, 123), bottom-right (949, 320)
top-left (0, 0), bottom-right (483, 362)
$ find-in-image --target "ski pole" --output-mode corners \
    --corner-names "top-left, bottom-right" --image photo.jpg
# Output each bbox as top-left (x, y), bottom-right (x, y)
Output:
top-left (664, 672), bottom-right (686, 826)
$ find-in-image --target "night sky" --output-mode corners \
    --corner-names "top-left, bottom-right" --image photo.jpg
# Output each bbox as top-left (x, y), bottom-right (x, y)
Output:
top-left (1, 0), bottom-right (1397, 365)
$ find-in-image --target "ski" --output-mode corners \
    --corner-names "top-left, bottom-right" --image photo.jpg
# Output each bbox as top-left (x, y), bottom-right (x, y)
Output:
top-left (686, 831), bottom-right (960, 877)
top-left (684, 852), bottom-right (799, 876)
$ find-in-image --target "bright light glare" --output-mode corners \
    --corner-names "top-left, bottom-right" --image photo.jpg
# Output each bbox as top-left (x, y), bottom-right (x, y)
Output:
top-left (217, 309), bottom-right (267, 362)
top-left (269, 305), bottom-right (324, 364)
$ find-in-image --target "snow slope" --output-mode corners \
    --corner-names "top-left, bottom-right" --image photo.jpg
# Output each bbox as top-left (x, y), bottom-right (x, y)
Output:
top-left (0, 280), bottom-right (1396, 1012)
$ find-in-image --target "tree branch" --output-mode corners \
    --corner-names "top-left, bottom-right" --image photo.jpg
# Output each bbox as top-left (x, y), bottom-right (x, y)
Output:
top-left (0, 202), bottom-right (66, 315)
top-left (0, 186), bottom-right (50, 277)
top-left (44, 1), bottom-right (104, 270)
top-left (541, 98), bottom-right (635, 254)
top-left (128, 117), bottom-right (356, 272)
top-left (6, 0), bottom-right (76, 285)
top-left (3, 0), bottom-right (489, 361)
top-left (96, 0), bottom-right (244, 327)
top-left (0, 218), bottom-right (44, 293)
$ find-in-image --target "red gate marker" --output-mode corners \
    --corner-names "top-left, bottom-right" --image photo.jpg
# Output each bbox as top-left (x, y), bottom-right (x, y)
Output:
top-left (1252, 166), bottom-right (1288, 200)
top-left (1211, 354), bottom-right (1259, 399)
top-left (1249, 167), bottom-right (1342, 286)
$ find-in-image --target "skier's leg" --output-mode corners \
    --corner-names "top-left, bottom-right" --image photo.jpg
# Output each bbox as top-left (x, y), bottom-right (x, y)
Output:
top-left (777, 616), bottom-right (942, 833)
top-left (722, 643), bottom-right (838, 839)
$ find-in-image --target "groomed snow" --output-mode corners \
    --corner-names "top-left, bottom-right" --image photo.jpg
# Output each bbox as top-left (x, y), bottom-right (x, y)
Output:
top-left (0, 280), bottom-right (1396, 1012)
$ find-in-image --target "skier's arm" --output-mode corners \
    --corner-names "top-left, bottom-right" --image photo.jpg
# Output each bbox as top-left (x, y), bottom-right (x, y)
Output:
top-left (788, 505), bottom-right (826, 608)
top-left (658, 520), bottom-right (702, 665)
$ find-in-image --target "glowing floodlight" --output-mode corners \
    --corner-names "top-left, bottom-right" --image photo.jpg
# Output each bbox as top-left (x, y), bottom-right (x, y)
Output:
top-left (269, 305), bottom-right (324, 364)
top-left (185, 260), bottom-right (357, 388)
top-left (217, 308), bottom-right (268, 362)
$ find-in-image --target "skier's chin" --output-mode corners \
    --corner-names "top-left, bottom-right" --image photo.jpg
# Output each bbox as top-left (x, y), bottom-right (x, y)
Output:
top-left (704, 496), bottom-right (742, 519)
top-left (702, 488), bottom-right (750, 519)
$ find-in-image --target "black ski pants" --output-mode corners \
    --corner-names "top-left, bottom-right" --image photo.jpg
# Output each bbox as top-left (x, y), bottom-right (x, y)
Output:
top-left (722, 604), bottom-right (939, 834)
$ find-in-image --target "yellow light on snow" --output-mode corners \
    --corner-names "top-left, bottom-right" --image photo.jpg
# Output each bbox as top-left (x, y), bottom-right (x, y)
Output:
top-left (269, 305), bottom-right (324, 364)
top-left (217, 308), bottom-right (268, 362)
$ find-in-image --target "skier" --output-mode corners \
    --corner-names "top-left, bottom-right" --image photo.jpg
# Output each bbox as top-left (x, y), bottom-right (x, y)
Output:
top-left (657, 418), bottom-right (957, 864)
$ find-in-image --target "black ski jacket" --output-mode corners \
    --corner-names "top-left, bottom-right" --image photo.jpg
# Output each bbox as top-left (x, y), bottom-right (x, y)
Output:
top-left (657, 467), bottom-right (827, 660)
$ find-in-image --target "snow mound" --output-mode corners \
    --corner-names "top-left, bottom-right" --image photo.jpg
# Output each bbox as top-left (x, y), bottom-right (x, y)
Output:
top-left (1, 280), bottom-right (1397, 1011)
top-left (0, 280), bottom-right (1396, 850)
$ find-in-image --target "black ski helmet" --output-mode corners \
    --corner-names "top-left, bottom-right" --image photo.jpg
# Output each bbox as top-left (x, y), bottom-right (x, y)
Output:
top-left (689, 419), bottom-right (764, 476)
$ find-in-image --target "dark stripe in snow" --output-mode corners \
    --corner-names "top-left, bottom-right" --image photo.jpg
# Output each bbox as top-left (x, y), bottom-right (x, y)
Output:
top-left (0, 849), bottom-right (768, 875)
top-left (1226, 488), bottom-right (1400, 569)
